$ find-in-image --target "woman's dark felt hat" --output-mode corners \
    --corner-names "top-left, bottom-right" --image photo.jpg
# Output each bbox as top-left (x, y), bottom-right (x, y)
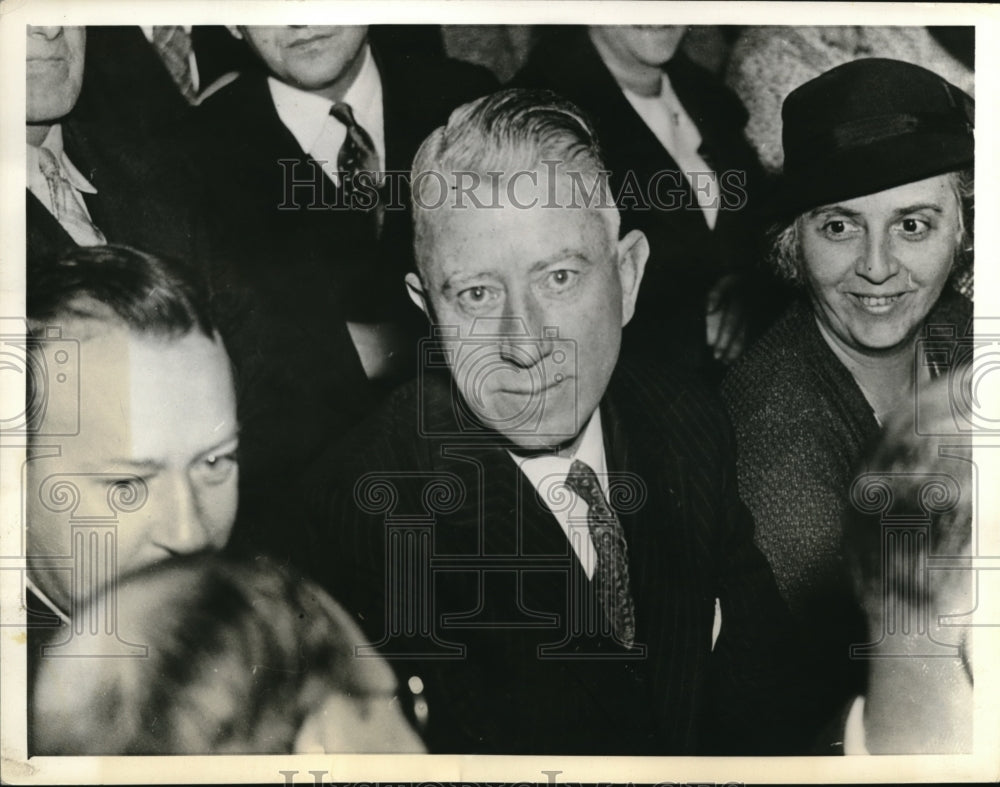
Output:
top-left (768, 57), bottom-right (974, 221)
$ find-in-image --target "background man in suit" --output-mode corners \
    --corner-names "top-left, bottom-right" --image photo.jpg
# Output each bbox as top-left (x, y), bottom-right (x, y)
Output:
top-left (73, 26), bottom-right (257, 138)
top-left (515, 26), bottom-right (775, 381)
top-left (24, 245), bottom-right (238, 638)
top-left (193, 24), bottom-right (496, 383)
top-left (25, 25), bottom-right (209, 264)
top-left (310, 89), bottom-right (802, 755)
top-left (188, 26), bottom-right (496, 565)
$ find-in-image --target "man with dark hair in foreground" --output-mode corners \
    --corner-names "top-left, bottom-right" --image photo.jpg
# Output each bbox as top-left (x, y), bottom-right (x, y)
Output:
top-left (24, 244), bottom-right (238, 631)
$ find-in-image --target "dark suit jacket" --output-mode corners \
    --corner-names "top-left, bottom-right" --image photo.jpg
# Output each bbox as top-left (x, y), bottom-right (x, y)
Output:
top-left (514, 30), bottom-right (775, 378)
top-left (307, 360), bottom-right (805, 755)
top-left (190, 44), bottom-right (496, 327)
top-left (188, 45), bottom-right (496, 564)
top-left (73, 26), bottom-right (257, 138)
top-left (26, 121), bottom-right (210, 265)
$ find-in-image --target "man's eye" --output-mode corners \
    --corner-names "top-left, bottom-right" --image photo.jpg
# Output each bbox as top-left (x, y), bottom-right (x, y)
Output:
top-left (457, 286), bottom-right (497, 308)
top-left (105, 477), bottom-right (145, 492)
top-left (548, 269), bottom-right (577, 288)
top-left (195, 451), bottom-right (238, 485)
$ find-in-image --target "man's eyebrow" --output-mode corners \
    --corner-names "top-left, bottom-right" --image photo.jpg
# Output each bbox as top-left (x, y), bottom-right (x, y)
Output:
top-left (198, 431), bottom-right (241, 458)
top-left (528, 250), bottom-right (592, 273)
top-left (439, 250), bottom-right (594, 293)
top-left (102, 433), bottom-right (240, 472)
top-left (101, 459), bottom-right (165, 474)
top-left (440, 269), bottom-right (503, 295)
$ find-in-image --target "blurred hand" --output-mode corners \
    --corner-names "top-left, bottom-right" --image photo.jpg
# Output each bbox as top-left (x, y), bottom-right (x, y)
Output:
top-left (705, 274), bottom-right (748, 364)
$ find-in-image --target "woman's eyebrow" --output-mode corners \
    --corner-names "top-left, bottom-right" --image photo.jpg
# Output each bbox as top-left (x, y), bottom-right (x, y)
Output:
top-left (806, 205), bottom-right (864, 219)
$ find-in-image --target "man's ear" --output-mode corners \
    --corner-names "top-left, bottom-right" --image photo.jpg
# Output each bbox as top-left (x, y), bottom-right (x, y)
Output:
top-left (226, 26), bottom-right (243, 40)
top-left (405, 272), bottom-right (429, 317)
top-left (616, 229), bottom-right (649, 327)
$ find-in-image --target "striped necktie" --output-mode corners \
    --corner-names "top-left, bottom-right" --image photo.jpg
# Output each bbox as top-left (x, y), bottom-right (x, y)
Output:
top-left (565, 459), bottom-right (637, 648)
top-left (152, 26), bottom-right (198, 104)
top-left (329, 102), bottom-right (381, 194)
top-left (36, 146), bottom-right (107, 247)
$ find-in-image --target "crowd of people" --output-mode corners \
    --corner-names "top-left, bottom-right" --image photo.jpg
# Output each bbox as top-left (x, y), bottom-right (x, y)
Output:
top-left (22, 23), bottom-right (977, 756)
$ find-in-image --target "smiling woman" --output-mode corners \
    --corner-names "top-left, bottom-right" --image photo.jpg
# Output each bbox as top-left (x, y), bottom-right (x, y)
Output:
top-left (720, 58), bottom-right (974, 739)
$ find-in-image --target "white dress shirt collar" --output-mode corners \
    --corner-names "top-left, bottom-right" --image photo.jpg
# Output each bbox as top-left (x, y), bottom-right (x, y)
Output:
top-left (508, 410), bottom-right (607, 578)
top-left (26, 576), bottom-right (71, 626)
top-left (622, 72), bottom-right (719, 229)
top-left (29, 125), bottom-right (97, 193)
top-left (268, 44), bottom-right (385, 175)
top-left (26, 124), bottom-right (98, 218)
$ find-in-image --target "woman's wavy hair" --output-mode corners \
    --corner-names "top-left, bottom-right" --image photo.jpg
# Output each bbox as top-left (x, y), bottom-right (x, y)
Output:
top-left (766, 168), bottom-right (974, 288)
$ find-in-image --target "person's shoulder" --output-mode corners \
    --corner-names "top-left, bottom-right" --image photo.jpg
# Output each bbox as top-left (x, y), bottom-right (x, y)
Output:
top-left (378, 48), bottom-right (499, 106)
top-left (326, 372), bottom-right (455, 471)
top-left (928, 288), bottom-right (973, 328)
top-left (63, 119), bottom-right (195, 189)
top-left (722, 300), bottom-right (826, 421)
top-left (194, 70), bottom-right (269, 123)
top-left (511, 28), bottom-right (603, 96)
top-left (608, 357), bottom-right (733, 449)
top-left (669, 52), bottom-right (749, 125)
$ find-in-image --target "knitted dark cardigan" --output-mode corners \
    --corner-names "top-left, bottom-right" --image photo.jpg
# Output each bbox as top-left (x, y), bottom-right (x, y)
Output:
top-left (721, 292), bottom-right (972, 723)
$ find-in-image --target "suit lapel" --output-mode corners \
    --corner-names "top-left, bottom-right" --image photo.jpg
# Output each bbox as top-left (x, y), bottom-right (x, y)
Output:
top-left (26, 189), bottom-right (76, 259)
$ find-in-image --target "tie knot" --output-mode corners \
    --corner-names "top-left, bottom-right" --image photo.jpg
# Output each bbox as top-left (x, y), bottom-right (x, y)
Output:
top-left (36, 146), bottom-right (61, 178)
top-left (330, 101), bottom-right (359, 129)
top-left (153, 26), bottom-right (191, 52)
top-left (566, 459), bottom-right (603, 507)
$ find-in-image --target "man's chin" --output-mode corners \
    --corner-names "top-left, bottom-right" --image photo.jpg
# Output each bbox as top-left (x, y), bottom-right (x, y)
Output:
top-left (497, 421), bottom-right (585, 456)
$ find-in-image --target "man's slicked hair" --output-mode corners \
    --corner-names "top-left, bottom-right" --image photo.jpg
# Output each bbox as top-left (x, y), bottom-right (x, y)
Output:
top-left (27, 244), bottom-right (215, 339)
top-left (410, 88), bottom-right (615, 260)
top-left (412, 88), bottom-right (606, 178)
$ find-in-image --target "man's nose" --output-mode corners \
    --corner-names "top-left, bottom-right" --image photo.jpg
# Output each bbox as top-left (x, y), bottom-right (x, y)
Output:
top-left (154, 478), bottom-right (213, 555)
top-left (28, 26), bottom-right (63, 41)
top-left (856, 231), bottom-right (901, 284)
top-left (496, 290), bottom-right (553, 368)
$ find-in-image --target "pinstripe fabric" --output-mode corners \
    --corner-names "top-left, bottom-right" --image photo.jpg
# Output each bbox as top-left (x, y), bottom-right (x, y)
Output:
top-left (308, 360), bottom-right (802, 754)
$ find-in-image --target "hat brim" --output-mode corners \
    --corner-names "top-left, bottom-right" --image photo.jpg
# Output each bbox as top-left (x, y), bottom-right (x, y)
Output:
top-left (765, 133), bottom-right (974, 223)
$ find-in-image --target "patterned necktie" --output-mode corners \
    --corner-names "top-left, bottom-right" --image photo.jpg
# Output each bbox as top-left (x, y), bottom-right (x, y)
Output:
top-left (329, 102), bottom-right (382, 198)
top-left (36, 147), bottom-right (107, 246)
top-left (152, 26), bottom-right (198, 104)
top-left (565, 459), bottom-right (637, 648)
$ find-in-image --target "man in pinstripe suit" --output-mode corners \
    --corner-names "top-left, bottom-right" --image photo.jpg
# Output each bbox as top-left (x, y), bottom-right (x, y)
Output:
top-left (308, 89), bottom-right (804, 755)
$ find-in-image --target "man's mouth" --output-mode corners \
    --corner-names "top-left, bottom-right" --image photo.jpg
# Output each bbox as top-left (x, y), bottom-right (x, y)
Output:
top-left (287, 33), bottom-right (333, 49)
top-left (499, 374), bottom-right (568, 397)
